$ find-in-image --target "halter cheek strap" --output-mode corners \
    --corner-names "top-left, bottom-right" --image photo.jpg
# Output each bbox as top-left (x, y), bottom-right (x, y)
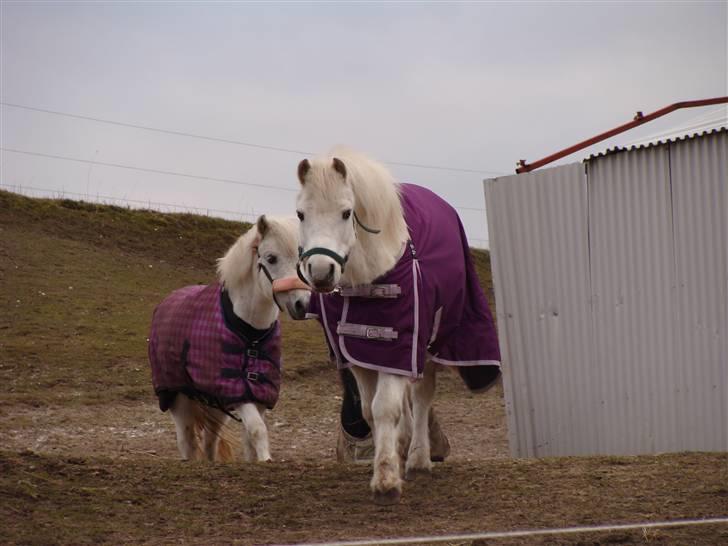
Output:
top-left (256, 249), bottom-right (283, 311)
top-left (259, 265), bottom-right (283, 311)
top-left (353, 211), bottom-right (381, 234)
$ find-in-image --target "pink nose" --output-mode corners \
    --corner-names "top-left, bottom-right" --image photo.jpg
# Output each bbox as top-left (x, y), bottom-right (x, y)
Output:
top-left (307, 257), bottom-right (337, 290)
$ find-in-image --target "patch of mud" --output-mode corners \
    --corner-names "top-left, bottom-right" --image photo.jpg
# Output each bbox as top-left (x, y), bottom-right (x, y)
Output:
top-left (0, 369), bottom-right (509, 463)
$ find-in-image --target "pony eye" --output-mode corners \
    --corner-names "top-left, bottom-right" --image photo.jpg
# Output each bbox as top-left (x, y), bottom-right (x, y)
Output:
top-left (342, 209), bottom-right (352, 220)
top-left (296, 211), bottom-right (304, 222)
top-left (266, 255), bottom-right (278, 265)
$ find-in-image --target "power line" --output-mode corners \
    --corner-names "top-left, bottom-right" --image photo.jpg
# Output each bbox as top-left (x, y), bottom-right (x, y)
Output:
top-left (0, 183), bottom-right (261, 220)
top-left (0, 147), bottom-right (298, 193)
top-left (1, 101), bottom-right (506, 175)
top-left (384, 159), bottom-right (503, 175)
top-left (1, 102), bottom-right (311, 156)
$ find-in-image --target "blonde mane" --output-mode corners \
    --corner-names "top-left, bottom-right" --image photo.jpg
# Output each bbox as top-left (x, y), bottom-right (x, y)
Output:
top-left (216, 225), bottom-right (259, 292)
top-left (216, 217), bottom-right (298, 291)
top-left (321, 147), bottom-right (408, 286)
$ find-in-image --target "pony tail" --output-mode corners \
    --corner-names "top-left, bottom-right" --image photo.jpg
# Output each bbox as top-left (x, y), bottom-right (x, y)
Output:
top-left (216, 435), bottom-right (235, 462)
top-left (191, 402), bottom-right (238, 462)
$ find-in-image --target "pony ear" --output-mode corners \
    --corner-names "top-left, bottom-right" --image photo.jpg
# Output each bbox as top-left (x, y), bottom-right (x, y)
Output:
top-left (256, 215), bottom-right (269, 239)
top-left (297, 159), bottom-right (311, 185)
top-left (332, 157), bottom-right (347, 180)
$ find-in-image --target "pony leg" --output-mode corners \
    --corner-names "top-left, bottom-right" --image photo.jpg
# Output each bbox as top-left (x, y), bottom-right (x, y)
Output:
top-left (200, 407), bottom-right (231, 462)
top-left (170, 395), bottom-right (201, 461)
top-left (239, 403), bottom-right (271, 462)
top-left (350, 366), bottom-right (378, 428)
top-left (405, 360), bottom-right (436, 480)
top-left (397, 387), bottom-right (413, 464)
top-left (370, 372), bottom-right (408, 505)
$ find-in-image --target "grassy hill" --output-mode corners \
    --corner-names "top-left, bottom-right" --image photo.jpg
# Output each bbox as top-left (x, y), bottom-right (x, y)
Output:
top-left (0, 189), bottom-right (495, 407)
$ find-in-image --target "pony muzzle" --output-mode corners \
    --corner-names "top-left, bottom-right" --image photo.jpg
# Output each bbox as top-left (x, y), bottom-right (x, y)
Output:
top-left (269, 277), bottom-right (310, 320)
top-left (298, 246), bottom-right (348, 292)
top-left (308, 258), bottom-right (338, 291)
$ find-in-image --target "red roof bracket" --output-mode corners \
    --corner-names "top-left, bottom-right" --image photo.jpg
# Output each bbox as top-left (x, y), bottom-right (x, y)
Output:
top-left (516, 97), bottom-right (728, 174)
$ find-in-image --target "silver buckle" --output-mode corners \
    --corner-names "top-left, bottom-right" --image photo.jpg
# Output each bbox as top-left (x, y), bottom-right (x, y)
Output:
top-left (366, 327), bottom-right (380, 339)
top-left (370, 287), bottom-right (386, 297)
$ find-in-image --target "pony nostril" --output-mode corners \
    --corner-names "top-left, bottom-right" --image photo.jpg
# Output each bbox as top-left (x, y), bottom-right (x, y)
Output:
top-left (327, 263), bottom-right (335, 282)
top-left (308, 263), bottom-right (312, 278)
top-left (295, 300), bottom-right (305, 313)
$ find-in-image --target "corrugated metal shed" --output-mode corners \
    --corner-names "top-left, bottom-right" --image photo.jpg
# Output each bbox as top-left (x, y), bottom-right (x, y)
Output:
top-left (484, 128), bottom-right (727, 457)
top-left (589, 126), bottom-right (727, 158)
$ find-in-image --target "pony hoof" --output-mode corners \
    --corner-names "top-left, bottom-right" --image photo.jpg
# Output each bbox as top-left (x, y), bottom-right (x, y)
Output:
top-left (404, 467), bottom-right (432, 481)
top-left (373, 488), bottom-right (401, 506)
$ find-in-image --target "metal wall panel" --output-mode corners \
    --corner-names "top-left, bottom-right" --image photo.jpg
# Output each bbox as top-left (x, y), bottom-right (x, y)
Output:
top-left (669, 131), bottom-right (727, 452)
top-left (484, 130), bottom-right (727, 457)
top-left (485, 163), bottom-right (595, 457)
top-left (587, 145), bottom-right (676, 455)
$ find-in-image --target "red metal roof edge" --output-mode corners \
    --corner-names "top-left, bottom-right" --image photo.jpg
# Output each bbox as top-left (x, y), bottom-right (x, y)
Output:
top-left (516, 97), bottom-right (728, 174)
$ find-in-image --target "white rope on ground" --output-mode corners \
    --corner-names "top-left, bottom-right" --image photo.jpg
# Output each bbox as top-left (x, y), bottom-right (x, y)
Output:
top-left (273, 516), bottom-right (728, 546)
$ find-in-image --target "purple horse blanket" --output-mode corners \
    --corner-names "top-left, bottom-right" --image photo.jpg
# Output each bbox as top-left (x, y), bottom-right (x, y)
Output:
top-left (148, 283), bottom-right (282, 412)
top-left (308, 183), bottom-right (501, 391)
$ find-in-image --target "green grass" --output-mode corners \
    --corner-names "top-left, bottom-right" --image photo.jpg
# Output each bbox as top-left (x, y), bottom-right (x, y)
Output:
top-left (0, 189), bottom-right (491, 407)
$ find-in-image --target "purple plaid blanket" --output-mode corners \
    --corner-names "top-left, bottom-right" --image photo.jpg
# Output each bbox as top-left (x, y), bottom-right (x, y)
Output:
top-left (308, 184), bottom-right (501, 391)
top-left (148, 283), bottom-right (282, 412)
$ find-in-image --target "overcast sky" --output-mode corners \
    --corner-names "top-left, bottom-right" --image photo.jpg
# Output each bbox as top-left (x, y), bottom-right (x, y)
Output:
top-left (2, 1), bottom-right (726, 247)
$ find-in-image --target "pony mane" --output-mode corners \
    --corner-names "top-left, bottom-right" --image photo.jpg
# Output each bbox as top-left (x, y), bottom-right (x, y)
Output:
top-left (216, 216), bottom-right (300, 292)
top-left (321, 147), bottom-right (409, 285)
top-left (216, 225), bottom-right (258, 292)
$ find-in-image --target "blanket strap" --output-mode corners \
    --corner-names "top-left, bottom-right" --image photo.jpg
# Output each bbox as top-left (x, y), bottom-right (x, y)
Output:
top-left (339, 284), bottom-right (401, 298)
top-left (337, 322), bottom-right (399, 341)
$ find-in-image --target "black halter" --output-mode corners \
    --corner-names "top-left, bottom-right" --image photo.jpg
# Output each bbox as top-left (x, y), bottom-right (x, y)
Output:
top-left (353, 211), bottom-right (381, 234)
top-left (256, 250), bottom-right (283, 311)
top-left (296, 210), bottom-right (381, 286)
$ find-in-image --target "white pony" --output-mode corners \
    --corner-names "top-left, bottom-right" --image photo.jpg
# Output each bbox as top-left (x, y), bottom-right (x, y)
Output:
top-left (149, 216), bottom-right (310, 462)
top-left (296, 149), bottom-right (501, 504)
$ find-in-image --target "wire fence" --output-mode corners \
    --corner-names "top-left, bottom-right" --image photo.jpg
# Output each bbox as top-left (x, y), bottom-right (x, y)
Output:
top-left (0, 183), bottom-right (261, 222)
top-left (1, 182), bottom-right (490, 248)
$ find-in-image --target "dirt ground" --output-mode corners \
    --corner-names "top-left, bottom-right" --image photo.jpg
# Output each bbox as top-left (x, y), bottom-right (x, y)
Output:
top-left (0, 370), bottom-right (508, 465)
top-left (1, 191), bottom-right (726, 545)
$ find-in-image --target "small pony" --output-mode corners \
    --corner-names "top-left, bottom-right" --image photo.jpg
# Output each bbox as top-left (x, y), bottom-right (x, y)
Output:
top-left (296, 149), bottom-right (501, 504)
top-left (148, 215), bottom-right (310, 462)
